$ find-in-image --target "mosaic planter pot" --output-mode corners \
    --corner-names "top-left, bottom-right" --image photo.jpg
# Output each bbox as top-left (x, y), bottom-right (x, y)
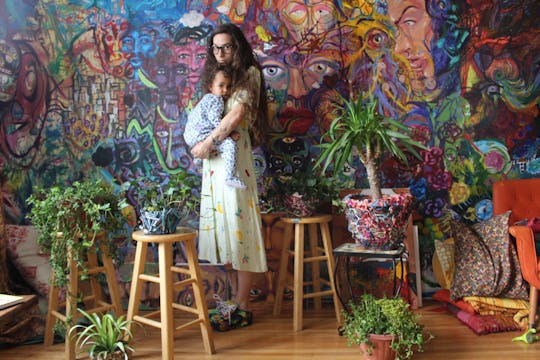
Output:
top-left (343, 192), bottom-right (414, 250)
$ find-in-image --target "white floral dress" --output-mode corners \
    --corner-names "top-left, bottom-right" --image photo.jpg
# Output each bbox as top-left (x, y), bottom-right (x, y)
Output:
top-left (198, 66), bottom-right (268, 273)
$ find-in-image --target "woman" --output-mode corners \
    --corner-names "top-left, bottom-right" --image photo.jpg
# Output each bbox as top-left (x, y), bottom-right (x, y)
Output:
top-left (191, 23), bottom-right (268, 312)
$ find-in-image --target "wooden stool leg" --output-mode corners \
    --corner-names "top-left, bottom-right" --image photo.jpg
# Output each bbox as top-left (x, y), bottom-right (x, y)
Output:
top-left (158, 242), bottom-right (174, 360)
top-left (529, 286), bottom-right (538, 329)
top-left (100, 243), bottom-right (123, 316)
top-left (126, 241), bottom-right (148, 335)
top-left (273, 223), bottom-right (293, 316)
top-left (86, 249), bottom-right (103, 309)
top-left (44, 273), bottom-right (59, 346)
top-left (320, 221), bottom-right (342, 326)
top-left (184, 238), bottom-right (216, 355)
top-left (308, 223), bottom-right (322, 311)
top-left (65, 250), bottom-right (78, 360)
top-left (293, 223), bottom-right (305, 332)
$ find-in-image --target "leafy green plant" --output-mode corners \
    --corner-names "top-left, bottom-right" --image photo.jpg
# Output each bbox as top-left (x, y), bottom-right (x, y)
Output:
top-left (120, 172), bottom-right (201, 233)
top-left (342, 294), bottom-right (432, 360)
top-left (70, 309), bottom-right (137, 360)
top-left (26, 179), bottom-right (129, 287)
top-left (316, 93), bottom-right (426, 201)
top-left (261, 165), bottom-right (340, 216)
top-left (121, 172), bottom-right (200, 213)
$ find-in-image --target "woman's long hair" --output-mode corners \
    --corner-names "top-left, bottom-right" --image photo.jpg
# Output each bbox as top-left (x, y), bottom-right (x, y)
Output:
top-left (203, 23), bottom-right (269, 147)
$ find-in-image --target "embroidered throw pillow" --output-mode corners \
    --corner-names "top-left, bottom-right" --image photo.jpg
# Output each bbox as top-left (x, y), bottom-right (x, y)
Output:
top-left (450, 211), bottom-right (528, 301)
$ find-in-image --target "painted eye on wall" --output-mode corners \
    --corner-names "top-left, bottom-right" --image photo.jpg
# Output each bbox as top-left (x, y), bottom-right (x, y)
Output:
top-left (366, 29), bottom-right (389, 49)
top-left (261, 60), bottom-right (287, 80)
top-left (479, 82), bottom-right (501, 99)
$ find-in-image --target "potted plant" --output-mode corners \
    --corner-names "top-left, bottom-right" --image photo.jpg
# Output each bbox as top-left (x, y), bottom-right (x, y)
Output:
top-left (26, 179), bottom-right (129, 287)
top-left (120, 172), bottom-right (201, 234)
top-left (315, 92), bottom-right (426, 249)
top-left (69, 309), bottom-right (137, 360)
top-left (261, 165), bottom-right (340, 217)
top-left (342, 294), bottom-right (432, 360)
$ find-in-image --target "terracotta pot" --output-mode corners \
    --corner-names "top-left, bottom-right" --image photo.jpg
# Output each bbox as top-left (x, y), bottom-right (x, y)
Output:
top-left (359, 334), bottom-right (396, 360)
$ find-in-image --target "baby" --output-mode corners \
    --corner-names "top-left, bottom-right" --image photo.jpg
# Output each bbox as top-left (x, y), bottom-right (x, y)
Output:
top-left (184, 65), bottom-right (247, 189)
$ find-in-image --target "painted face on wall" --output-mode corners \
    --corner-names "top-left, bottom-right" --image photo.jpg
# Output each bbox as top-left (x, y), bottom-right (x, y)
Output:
top-left (121, 26), bottom-right (161, 71)
top-left (267, 137), bottom-right (310, 178)
top-left (387, 0), bottom-right (436, 94)
top-left (260, 47), bottom-right (341, 135)
top-left (173, 38), bottom-right (207, 90)
top-left (277, 0), bottom-right (340, 44)
top-left (172, 25), bottom-right (212, 106)
top-left (0, 42), bottom-right (48, 167)
top-left (145, 42), bottom-right (189, 121)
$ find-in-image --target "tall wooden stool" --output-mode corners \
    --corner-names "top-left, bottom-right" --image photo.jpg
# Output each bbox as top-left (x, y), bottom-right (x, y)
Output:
top-left (273, 214), bottom-right (342, 331)
top-left (44, 233), bottom-right (123, 360)
top-left (126, 228), bottom-right (215, 359)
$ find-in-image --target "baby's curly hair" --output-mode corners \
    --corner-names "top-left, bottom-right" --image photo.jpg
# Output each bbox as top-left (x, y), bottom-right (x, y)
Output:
top-left (201, 64), bottom-right (232, 95)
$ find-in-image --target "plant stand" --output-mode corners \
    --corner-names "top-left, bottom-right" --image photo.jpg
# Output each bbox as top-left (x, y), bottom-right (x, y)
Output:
top-left (273, 214), bottom-right (342, 332)
top-left (44, 233), bottom-right (123, 360)
top-left (126, 227), bottom-right (215, 359)
top-left (333, 242), bottom-right (407, 311)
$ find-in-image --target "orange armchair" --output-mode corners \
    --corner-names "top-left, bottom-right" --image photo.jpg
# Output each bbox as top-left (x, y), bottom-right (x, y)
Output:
top-left (493, 178), bottom-right (540, 330)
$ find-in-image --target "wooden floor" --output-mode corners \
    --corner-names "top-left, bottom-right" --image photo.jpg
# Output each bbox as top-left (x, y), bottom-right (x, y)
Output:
top-left (1, 299), bottom-right (539, 359)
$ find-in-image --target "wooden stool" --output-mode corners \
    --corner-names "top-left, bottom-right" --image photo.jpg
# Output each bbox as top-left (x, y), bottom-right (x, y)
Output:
top-left (273, 214), bottom-right (342, 332)
top-left (44, 233), bottom-right (123, 360)
top-left (126, 228), bottom-right (215, 359)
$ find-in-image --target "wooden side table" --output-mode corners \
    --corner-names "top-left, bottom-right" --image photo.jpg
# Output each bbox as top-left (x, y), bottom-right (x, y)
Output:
top-left (0, 295), bottom-right (42, 344)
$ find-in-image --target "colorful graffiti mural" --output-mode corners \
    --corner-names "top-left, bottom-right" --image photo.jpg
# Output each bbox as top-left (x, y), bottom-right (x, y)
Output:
top-left (1, 0), bottom-right (539, 292)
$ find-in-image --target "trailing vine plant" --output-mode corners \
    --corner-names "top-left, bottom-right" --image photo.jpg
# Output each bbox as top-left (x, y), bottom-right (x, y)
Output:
top-left (26, 179), bottom-right (129, 287)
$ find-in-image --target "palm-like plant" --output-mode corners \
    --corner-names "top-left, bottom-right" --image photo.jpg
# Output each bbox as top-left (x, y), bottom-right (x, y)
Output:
top-left (70, 309), bottom-right (136, 360)
top-left (316, 92), bottom-right (425, 201)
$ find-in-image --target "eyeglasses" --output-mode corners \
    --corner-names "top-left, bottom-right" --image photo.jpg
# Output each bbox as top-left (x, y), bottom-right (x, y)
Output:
top-left (212, 44), bottom-right (234, 54)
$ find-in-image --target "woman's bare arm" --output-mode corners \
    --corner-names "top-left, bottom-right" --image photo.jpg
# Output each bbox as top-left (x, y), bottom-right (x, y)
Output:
top-left (191, 102), bottom-right (246, 159)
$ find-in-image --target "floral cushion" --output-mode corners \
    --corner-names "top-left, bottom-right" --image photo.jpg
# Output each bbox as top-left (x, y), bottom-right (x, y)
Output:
top-left (450, 211), bottom-right (528, 301)
top-left (5, 225), bottom-right (52, 301)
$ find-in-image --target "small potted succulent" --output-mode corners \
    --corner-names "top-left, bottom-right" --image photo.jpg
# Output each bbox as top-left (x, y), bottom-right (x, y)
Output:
top-left (70, 309), bottom-right (137, 360)
top-left (120, 172), bottom-right (201, 234)
top-left (342, 294), bottom-right (432, 360)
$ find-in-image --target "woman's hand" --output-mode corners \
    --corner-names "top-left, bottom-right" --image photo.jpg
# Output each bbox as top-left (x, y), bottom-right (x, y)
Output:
top-left (191, 137), bottom-right (214, 159)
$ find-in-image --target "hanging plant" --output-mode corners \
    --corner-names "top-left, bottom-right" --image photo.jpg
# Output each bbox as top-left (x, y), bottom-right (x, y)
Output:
top-left (26, 179), bottom-right (129, 287)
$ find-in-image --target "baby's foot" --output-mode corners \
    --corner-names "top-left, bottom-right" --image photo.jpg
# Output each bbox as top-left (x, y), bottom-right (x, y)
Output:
top-left (226, 177), bottom-right (247, 190)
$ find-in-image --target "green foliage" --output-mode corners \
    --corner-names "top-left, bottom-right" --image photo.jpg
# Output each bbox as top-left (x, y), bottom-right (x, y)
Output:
top-left (26, 179), bottom-right (128, 287)
top-left (342, 294), bottom-right (433, 360)
top-left (70, 309), bottom-right (137, 360)
top-left (120, 172), bottom-right (201, 216)
top-left (260, 165), bottom-right (340, 215)
top-left (315, 93), bottom-right (426, 200)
